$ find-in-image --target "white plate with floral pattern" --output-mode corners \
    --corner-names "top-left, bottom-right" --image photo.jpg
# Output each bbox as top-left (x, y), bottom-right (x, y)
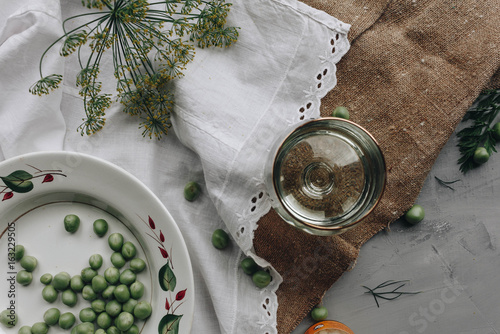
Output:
top-left (0, 151), bottom-right (194, 334)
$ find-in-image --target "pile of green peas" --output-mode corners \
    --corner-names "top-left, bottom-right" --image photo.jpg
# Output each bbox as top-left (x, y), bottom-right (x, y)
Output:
top-left (3, 215), bottom-right (152, 333)
top-left (10, 244), bottom-right (37, 287)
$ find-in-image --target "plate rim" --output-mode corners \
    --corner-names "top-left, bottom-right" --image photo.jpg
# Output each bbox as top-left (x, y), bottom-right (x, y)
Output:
top-left (0, 150), bottom-right (195, 333)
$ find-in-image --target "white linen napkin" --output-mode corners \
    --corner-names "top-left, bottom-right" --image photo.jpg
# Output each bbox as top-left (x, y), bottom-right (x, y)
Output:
top-left (0, 0), bottom-right (350, 332)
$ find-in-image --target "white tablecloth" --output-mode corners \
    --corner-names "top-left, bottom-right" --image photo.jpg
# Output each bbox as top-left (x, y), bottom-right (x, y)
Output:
top-left (0, 1), bottom-right (350, 332)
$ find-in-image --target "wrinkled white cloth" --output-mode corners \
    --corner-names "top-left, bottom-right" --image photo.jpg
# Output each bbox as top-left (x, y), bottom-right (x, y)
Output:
top-left (0, 0), bottom-right (349, 332)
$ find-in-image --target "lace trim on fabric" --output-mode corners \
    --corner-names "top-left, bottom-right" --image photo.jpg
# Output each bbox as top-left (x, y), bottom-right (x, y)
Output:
top-left (233, 30), bottom-right (350, 333)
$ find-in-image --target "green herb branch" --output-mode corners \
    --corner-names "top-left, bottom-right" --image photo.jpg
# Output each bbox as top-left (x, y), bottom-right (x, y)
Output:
top-left (363, 280), bottom-right (420, 307)
top-left (29, 0), bottom-right (239, 139)
top-left (457, 89), bottom-right (500, 173)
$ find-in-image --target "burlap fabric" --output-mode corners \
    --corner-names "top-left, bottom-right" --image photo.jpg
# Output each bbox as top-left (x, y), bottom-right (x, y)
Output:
top-left (252, 1), bottom-right (500, 332)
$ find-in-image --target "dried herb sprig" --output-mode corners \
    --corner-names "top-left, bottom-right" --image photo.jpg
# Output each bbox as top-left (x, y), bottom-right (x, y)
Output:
top-left (457, 89), bottom-right (500, 173)
top-left (434, 176), bottom-right (460, 191)
top-left (30, 0), bottom-right (239, 139)
top-left (363, 280), bottom-right (420, 307)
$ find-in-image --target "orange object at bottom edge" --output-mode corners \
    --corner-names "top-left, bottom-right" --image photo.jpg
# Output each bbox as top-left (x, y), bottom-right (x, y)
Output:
top-left (305, 320), bottom-right (354, 334)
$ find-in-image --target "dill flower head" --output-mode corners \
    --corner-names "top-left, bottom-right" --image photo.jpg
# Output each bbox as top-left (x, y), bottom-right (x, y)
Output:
top-left (29, 74), bottom-right (63, 96)
top-left (30, 0), bottom-right (239, 139)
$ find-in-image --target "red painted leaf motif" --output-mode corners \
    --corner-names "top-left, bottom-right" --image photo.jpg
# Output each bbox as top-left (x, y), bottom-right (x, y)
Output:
top-left (148, 216), bottom-right (156, 229)
top-left (159, 247), bottom-right (168, 258)
top-left (2, 192), bottom-right (13, 201)
top-left (165, 297), bottom-right (170, 310)
top-left (160, 230), bottom-right (165, 242)
top-left (176, 289), bottom-right (187, 301)
top-left (42, 174), bottom-right (54, 183)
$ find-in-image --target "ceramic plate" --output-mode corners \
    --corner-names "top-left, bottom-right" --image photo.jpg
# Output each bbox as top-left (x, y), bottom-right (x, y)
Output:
top-left (0, 151), bottom-right (194, 333)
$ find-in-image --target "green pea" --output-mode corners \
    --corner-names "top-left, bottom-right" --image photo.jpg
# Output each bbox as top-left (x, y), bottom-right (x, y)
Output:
top-left (82, 284), bottom-right (97, 301)
top-left (53, 271), bottom-right (71, 291)
top-left (104, 267), bottom-right (120, 284)
top-left (211, 229), bottom-right (230, 249)
top-left (79, 307), bottom-right (97, 322)
top-left (106, 326), bottom-right (120, 334)
top-left (92, 275), bottom-right (108, 293)
top-left (64, 214), bottom-right (80, 233)
top-left (119, 269), bottom-right (136, 285)
top-left (16, 270), bottom-right (33, 286)
top-left (89, 254), bottom-right (104, 270)
top-left (101, 285), bottom-right (116, 299)
top-left (492, 122), bottom-right (500, 141)
top-left (473, 146), bottom-right (490, 164)
top-left (96, 312), bottom-right (112, 329)
top-left (40, 273), bottom-right (53, 285)
top-left (43, 307), bottom-right (60, 326)
top-left (105, 300), bottom-right (122, 317)
top-left (404, 204), bottom-right (425, 225)
top-left (42, 285), bottom-right (58, 303)
top-left (18, 325), bottom-right (32, 334)
top-left (75, 322), bottom-right (94, 334)
top-left (311, 306), bottom-right (328, 321)
top-left (184, 181), bottom-right (201, 201)
top-left (121, 241), bottom-right (137, 260)
top-left (59, 312), bottom-right (76, 329)
top-left (240, 257), bottom-right (260, 275)
top-left (91, 299), bottom-right (106, 313)
top-left (93, 219), bottom-right (109, 237)
top-left (20, 255), bottom-right (37, 272)
top-left (96, 329), bottom-right (107, 334)
top-left (114, 284), bottom-right (130, 303)
top-left (70, 274), bottom-right (85, 292)
top-left (116, 312), bottom-right (134, 332)
top-left (110, 252), bottom-right (126, 268)
top-left (129, 258), bottom-right (146, 273)
top-left (122, 298), bottom-right (138, 313)
top-left (331, 106), bottom-right (350, 120)
top-left (252, 270), bottom-right (272, 288)
top-left (129, 281), bottom-right (144, 299)
top-left (108, 233), bottom-right (124, 252)
top-left (0, 309), bottom-right (17, 328)
top-left (14, 244), bottom-right (25, 261)
top-left (31, 322), bottom-right (49, 334)
top-left (81, 267), bottom-right (97, 283)
top-left (123, 324), bottom-right (139, 334)
top-left (133, 301), bottom-right (152, 320)
top-left (62, 289), bottom-right (78, 307)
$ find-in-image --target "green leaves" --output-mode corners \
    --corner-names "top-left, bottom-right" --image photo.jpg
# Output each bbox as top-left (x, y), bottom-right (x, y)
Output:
top-left (158, 263), bottom-right (176, 292)
top-left (158, 314), bottom-right (182, 334)
top-left (457, 89), bottom-right (500, 173)
top-left (1, 170), bottom-right (34, 193)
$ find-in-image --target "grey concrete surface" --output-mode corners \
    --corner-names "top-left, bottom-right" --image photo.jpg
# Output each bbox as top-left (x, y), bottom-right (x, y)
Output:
top-left (293, 121), bottom-right (500, 334)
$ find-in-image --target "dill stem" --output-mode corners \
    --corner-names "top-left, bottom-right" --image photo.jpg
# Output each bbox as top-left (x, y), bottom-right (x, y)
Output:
top-left (37, 14), bottom-right (106, 78)
top-left (62, 12), bottom-right (106, 34)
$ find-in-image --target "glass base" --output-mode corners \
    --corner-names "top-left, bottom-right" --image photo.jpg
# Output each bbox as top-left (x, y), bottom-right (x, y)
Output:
top-left (267, 117), bottom-right (385, 235)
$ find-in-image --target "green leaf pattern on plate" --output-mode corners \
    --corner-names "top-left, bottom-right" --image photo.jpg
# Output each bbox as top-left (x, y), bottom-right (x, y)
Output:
top-left (143, 215), bottom-right (187, 334)
top-left (1, 166), bottom-right (65, 201)
top-left (158, 314), bottom-right (183, 334)
top-left (1, 170), bottom-right (34, 193)
top-left (158, 262), bottom-right (177, 292)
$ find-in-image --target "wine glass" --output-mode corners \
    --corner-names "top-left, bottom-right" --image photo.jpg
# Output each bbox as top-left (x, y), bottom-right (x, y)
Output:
top-left (265, 117), bottom-right (386, 236)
